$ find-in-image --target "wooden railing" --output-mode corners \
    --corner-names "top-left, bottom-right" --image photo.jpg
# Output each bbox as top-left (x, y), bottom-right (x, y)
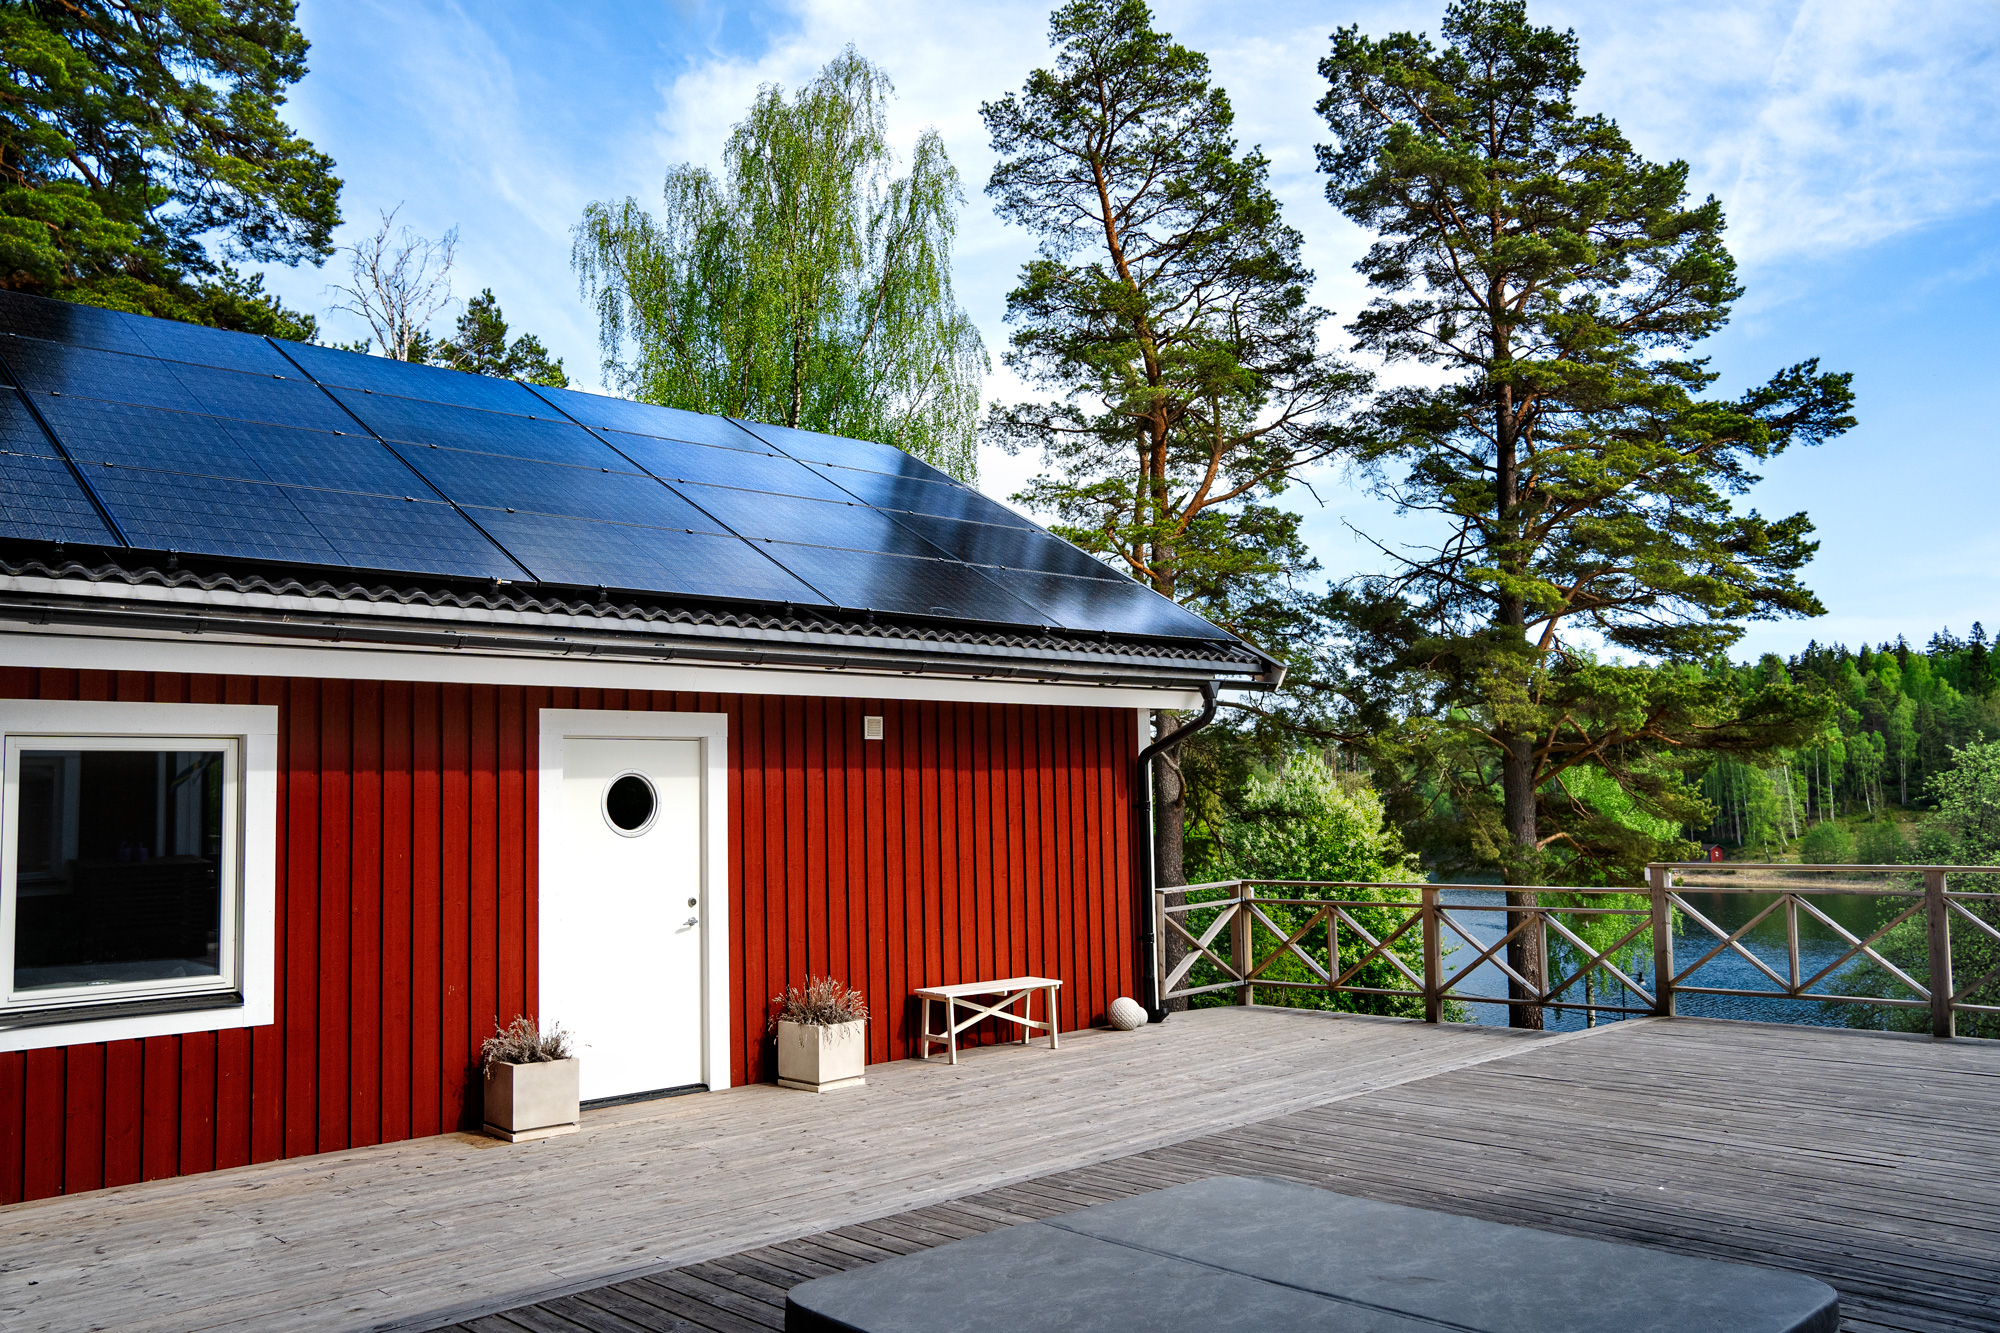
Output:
top-left (1152, 864), bottom-right (2000, 1038)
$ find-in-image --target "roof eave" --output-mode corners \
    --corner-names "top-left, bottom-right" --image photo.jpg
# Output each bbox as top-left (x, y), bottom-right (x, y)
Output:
top-left (0, 581), bottom-right (1271, 694)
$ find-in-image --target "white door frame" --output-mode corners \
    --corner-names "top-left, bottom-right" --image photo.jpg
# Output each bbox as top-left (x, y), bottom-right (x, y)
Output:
top-left (537, 709), bottom-right (731, 1092)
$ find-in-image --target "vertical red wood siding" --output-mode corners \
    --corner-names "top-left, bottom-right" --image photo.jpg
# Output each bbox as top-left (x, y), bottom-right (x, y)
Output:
top-left (0, 668), bottom-right (1137, 1203)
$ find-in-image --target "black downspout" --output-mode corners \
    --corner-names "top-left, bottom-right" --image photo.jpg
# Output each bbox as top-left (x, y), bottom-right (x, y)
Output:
top-left (1136, 680), bottom-right (1218, 1023)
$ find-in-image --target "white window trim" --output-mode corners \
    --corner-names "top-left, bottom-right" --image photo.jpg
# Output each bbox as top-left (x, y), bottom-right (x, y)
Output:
top-left (0, 700), bottom-right (277, 1053)
top-left (538, 709), bottom-right (731, 1092)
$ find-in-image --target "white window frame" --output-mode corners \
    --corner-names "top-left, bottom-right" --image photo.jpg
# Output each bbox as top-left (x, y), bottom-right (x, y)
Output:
top-left (0, 701), bottom-right (277, 1052)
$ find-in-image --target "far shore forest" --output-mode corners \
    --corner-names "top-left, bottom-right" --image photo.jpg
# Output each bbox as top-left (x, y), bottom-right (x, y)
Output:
top-left (1700, 628), bottom-right (2000, 860)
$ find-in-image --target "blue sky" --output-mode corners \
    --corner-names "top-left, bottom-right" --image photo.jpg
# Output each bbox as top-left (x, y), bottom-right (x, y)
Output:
top-left (249, 0), bottom-right (2000, 661)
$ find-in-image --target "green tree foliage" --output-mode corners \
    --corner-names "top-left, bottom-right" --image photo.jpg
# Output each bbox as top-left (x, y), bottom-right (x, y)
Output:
top-left (1526, 766), bottom-right (1667, 1024)
top-left (1196, 760), bottom-right (1419, 886)
top-left (1698, 750), bottom-right (1794, 855)
top-left (1855, 819), bottom-right (1907, 866)
top-left (1797, 820), bottom-right (1855, 865)
top-left (0, 0), bottom-right (338, 337)
top-left (573, 48), bottom-right (983, 481)
top-left (1836, 741), bottom-right (2000, 1037)
top-left (1312, 0), bottom-right (1850, 1022)
top-left (1725, 628), bottom-right (2000, 844)
top-left (1916, 741), bottom-right (2000, 866)
top-left (418, 289), bottom-right (567, 387)
top-left (1185, 758), bottom-right (1441, 1018)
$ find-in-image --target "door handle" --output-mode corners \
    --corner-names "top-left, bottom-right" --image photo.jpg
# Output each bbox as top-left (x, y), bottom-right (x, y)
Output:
top-left (683, 916), bottom-right (699, 928)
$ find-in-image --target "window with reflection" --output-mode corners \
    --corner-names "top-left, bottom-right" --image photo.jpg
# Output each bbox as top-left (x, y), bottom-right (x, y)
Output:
top-left (4, 738), bottom-right (239, 1015)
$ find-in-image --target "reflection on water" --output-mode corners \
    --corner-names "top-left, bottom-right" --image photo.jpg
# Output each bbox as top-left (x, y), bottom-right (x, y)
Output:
top-left (1438, 887), bottom-right (1904, 1032)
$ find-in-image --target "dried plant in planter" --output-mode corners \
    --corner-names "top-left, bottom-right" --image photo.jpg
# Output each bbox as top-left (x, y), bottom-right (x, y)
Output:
top-left (769, 976), bottom-right (869, 1031)
top-left (480, 1015), bottom-right (573, 1071)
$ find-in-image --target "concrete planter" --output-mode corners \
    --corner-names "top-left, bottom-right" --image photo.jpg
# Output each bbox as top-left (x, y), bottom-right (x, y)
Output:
top-left (483, 1057), bottom-right (580, 1141)
top-left (776, 1018), bottom-right (867, 1091)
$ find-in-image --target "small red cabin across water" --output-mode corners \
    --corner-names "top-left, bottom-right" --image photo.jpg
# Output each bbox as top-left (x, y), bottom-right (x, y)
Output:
top-left (0, 292), bottom-right (1270, 1203)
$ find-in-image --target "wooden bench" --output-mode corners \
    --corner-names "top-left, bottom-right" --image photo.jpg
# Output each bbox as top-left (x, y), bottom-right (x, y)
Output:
top-left (914, 977), bottom-right (1061, 1065)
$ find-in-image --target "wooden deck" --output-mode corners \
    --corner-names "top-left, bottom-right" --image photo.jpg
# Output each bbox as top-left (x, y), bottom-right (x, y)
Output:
top-left (4, 1013), bottom-right (1995, 1332)
top-left (0, 1008), bottom-right (1541, 1332)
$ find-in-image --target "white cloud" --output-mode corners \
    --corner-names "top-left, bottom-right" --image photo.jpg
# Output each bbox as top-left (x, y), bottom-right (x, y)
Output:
top-left (1576, 0), bottom-right (2000, 265)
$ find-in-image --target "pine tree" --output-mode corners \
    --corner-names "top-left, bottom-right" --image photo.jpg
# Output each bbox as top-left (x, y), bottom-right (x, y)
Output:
top-left (1968, 624), bottom-right (1994, 698)
top-left (422, 290), bottom-right (567, 386)
top-left (981, 0), bottom-right (1367, 889)
top-left (0, 0), bottom-right (339, 336)
top-left (1314, 0), bottom-right (1849, 1024)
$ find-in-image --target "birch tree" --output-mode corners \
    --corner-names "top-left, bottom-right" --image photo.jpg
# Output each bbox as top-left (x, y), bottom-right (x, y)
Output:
top-left (574, 49), bottom-right (984, 481)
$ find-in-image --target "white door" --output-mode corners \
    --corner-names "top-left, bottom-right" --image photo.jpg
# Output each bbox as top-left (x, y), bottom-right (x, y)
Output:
top-left (542, 736), bottom-right (705, 1102)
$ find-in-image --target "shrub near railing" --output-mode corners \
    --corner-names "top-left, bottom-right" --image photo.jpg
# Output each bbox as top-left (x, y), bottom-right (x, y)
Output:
top-left (1168, 879), bottom-right (1446, 1020)
top-left (1179, 765), bottom-right (1442, 1018)
top-left (1760, 868), bottom-right (2000, 1038)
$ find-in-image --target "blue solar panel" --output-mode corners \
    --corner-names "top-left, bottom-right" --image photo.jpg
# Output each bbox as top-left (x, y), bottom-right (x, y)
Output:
top-left (891, 511), bottom-right (1125, 582)
top-left (388, 443), bottom-right (727, 532)
top-left (466, 508), bottom-right (821, 601)
top-left (0, 385), bottom-right (64, 458)
top-left (332, 389), bottom-right (620, 466)
top-left (73, 452), bottom-right (523, 578)
top-left (21, 392), bottom-right (524, 575)
top-left (0, 290), bottom-right (154, 357)
top-left (222, 419), bottom-right (433, 496)
top-left (4, 339), bottom-right (206, 413)
top-left (4, 339), bottom-right (354, 432)
top-left (529, 385), bottom-right (763, 449)
top-left (758, 543), bottom-right (1049, 623)
top-left (805, 462), bottom-right (1042, 530)
top-left (284, 489), bottom-right (527, 580)
top-left (0, 450), bottom-right (117, 544)
top-left (132, 318), bottom-right (294, 375)
top-left (36, 394), bottom-right (262, 478)
top-left (731, 418), bottom-right (955, 482)
top-left (0, 290), bottom-right (292, 375)
top-left (0, 388), bottom-right (117, 542)
top-left (81, 463), bottom-right (343, 564)
top-left (598, 432), bottom-right (854, 501)
top-left (170, 360), bottom-right (355, 432)
top-left (32, 394), bottom-right (406, 495)
top-left (676, 485), bottom-right (951, 559)
top-left (0, 292), bottom-right (1248, 645)
top-left (276, 340), bottom-right (549, 414)
top-left (990, 569), bottom-right (1237, 640)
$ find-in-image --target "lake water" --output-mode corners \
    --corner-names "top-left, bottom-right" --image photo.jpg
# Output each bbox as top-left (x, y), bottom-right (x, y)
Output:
top-left (1436, 887), bottom-right (1908, 1032)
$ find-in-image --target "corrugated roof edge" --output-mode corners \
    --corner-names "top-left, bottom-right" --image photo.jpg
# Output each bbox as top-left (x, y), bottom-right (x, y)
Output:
top-left (0, 555), bottom-right (1277, 684)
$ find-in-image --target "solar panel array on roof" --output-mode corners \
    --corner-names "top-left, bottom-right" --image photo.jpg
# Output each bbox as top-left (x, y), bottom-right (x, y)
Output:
top-left (0, 289), bottom-right (1234, 642)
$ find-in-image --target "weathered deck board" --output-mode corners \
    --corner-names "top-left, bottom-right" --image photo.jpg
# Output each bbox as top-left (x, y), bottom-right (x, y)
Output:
top-left (0, 1009), bottom-right (1542, 1332)
top-left (440, 1017), bottom-right (2000, 1333)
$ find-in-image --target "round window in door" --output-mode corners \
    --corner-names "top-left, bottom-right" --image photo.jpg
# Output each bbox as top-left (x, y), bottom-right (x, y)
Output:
top-left (603, 771), bottom-right (658, 836)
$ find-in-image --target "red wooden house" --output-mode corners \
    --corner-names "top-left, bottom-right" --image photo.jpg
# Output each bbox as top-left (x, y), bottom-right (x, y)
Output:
top-left (0, 292), bottom-right (1272, 1203)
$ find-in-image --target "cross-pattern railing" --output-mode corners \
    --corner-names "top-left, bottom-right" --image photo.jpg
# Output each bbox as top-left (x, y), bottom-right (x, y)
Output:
top-left (1153, 864), bottom-right (2000, 1037)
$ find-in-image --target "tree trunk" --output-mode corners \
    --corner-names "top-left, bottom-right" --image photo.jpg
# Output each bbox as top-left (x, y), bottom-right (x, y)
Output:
top-left (1500, 732), bottom-right (1546, 1030)
top-left (1491, 319), bottom-right (1543, 1028)
top-left (1153, 708), bottom-right (1193, 1013)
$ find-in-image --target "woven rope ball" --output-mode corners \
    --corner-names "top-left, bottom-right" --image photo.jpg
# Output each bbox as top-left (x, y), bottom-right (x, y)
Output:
top-left (1108, 996), bottom-right (1147, 1031)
